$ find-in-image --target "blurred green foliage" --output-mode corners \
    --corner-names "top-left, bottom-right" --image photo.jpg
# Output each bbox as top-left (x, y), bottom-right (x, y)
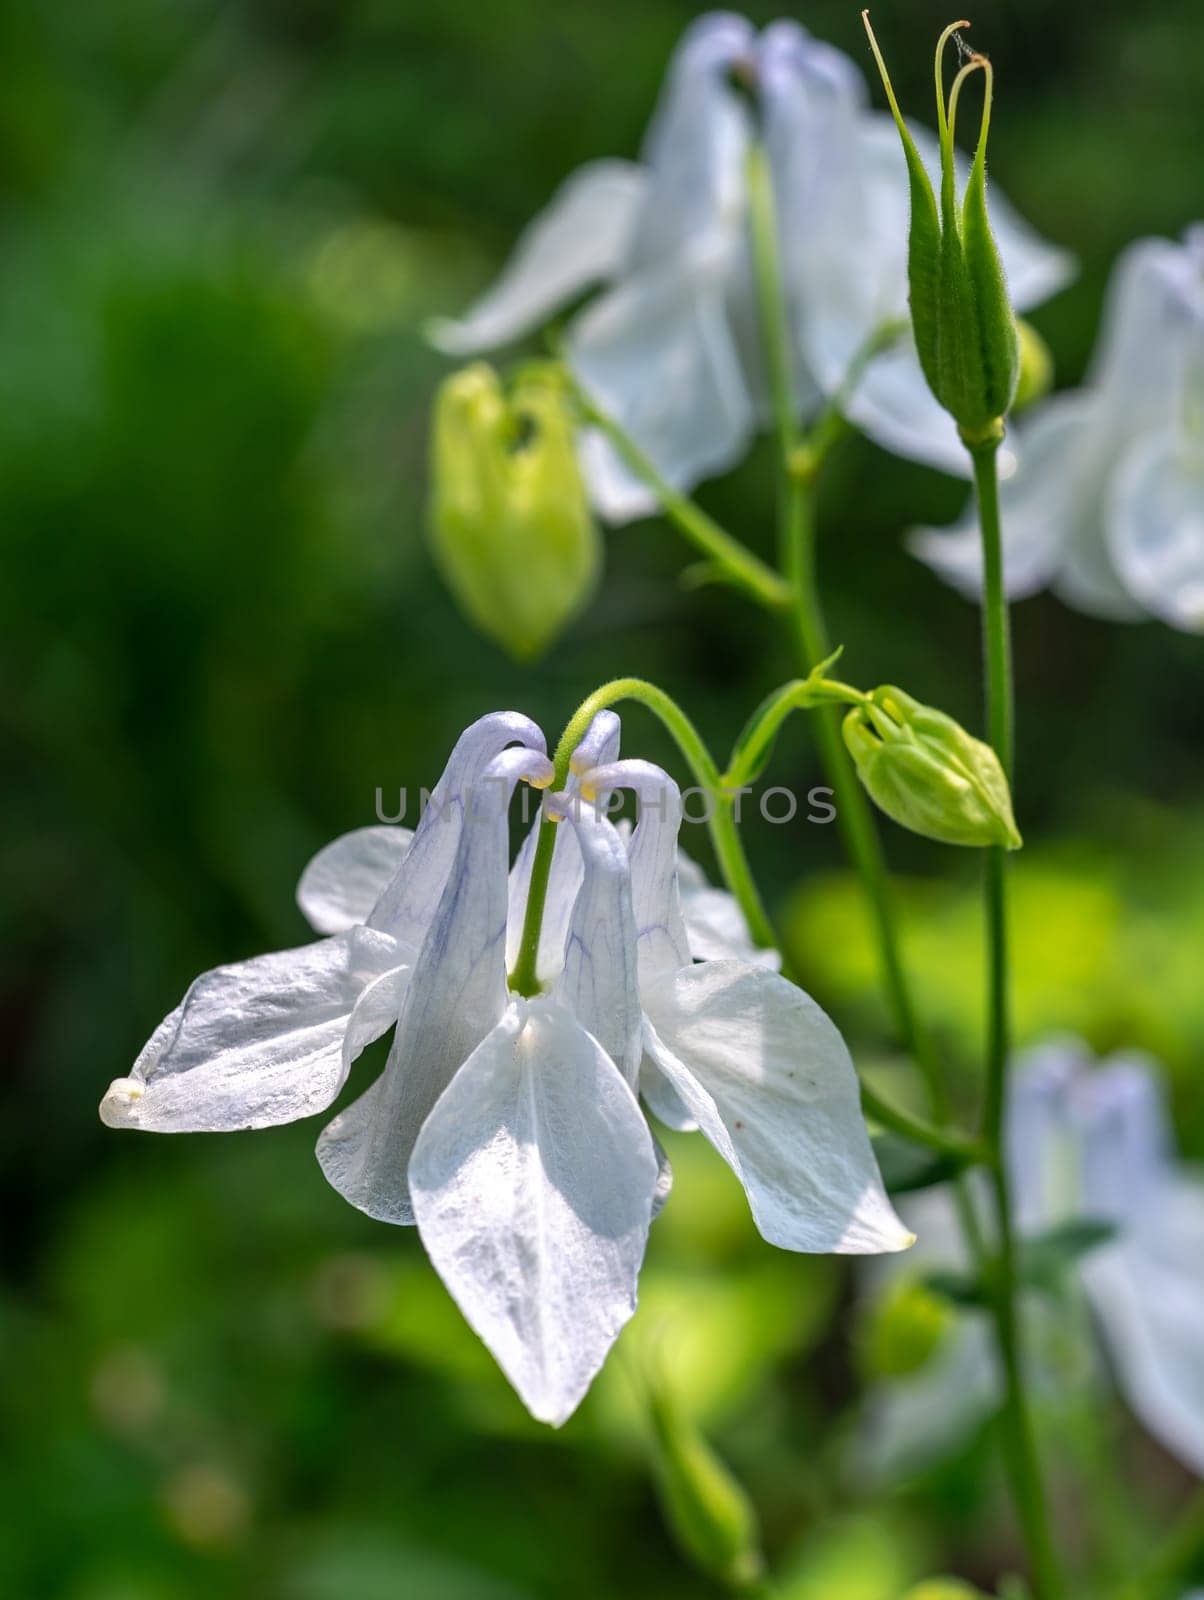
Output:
top-left (1, 1), bottom-right (1201, 1596)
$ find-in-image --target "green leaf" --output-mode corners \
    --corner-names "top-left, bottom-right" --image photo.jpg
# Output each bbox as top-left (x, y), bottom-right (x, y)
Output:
top-left (1016, 1217), bottom-right (1118, 1293)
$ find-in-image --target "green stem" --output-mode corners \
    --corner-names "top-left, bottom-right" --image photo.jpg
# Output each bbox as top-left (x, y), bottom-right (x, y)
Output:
top-left (566, 380), bottom-right (791, 614)
top-left (970, 438), bottom-right (1063, 1600)
top-left (508, 678), bottom-right (775, 997)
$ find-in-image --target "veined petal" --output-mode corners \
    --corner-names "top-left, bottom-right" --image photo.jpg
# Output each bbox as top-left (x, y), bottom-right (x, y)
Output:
top-left (549, 791), bottom-right (642, 1087)
top-left (409, 995), bottom-right (659, 1426)
top-left (506, 711), bottom-right (622, 982)
top-left (642, 961), bottom-right (912, 1254)
top-left (1083, 1177), bottom-right (1204, 1477)
top-left (319, 748), bottom-right (551, 1225)
top-left (367, 711), bottom-right (545, 951)
top-left (100, 927), bottom-right (408, 1132)
top-left (428, 161), bottom-right (647, 354)
top-left (297, 825), bottom-right (413, 935)
top-left (1107, 433), bottom-right (1204, 632)
top-left (570, 267), bottom-right (754, 525)
top-left (581, 759), bottom-right (691, 983)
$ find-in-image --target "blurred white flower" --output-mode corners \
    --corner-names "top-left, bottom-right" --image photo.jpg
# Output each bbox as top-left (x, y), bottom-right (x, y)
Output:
top-left (915, 226), bottom-right (1204, 632)
top-left (430, 12), bottom-right (1071, 520)
top-left (864, 1039), bottom-right (1204, 1478)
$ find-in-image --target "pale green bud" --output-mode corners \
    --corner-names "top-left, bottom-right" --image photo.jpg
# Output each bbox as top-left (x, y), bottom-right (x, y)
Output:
top-left (1013, 317), bottom-right (1054, 413)
top-left (863, 15), bottom-right (1020, 446)
top-left (645, 1377), bottom-right (764, 1592)
top-left (843, 686), bottom-right (1022, 850)
top-left (860, 1277), bottom-right (954, 1380)
top-left (429, 361), bottom-right (600, 660)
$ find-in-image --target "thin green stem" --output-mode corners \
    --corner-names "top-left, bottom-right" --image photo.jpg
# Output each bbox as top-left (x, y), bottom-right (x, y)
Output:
top-left (859, 1084), bottom-right (986, 1166)
top-left (971, 438), bottom-right (1063, 1600)
top-left (508, 678), bottom-right (775, 997)
top-left (566, 379), bottom-right (791, 614)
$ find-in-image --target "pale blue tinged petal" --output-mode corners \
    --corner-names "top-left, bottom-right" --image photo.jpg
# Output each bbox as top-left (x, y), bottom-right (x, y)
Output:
top-left (626, 11), bottom-right (753, 274)
top-left (1083, 1177), bottom-right (1204, 1477)
top-left (570, 267), bottom-right (755, 524)
top-left (549, 793), bottom-right (642, 1087)
top-left (581, 759), bottom-right (691, 982)
top-left (297, 825), bottom-right (414, 934)
top-left (368, 710), bottom-right (545, 950)
top-left (845, 329), bottom-right (973, 479)
top-left (319, 748), bottom-right (551, 1225)
top-left (640, 1050), bottom-right (699, 1134)
top-left (677, 844), bottom-right (780, 968)
top-left (911, 394), bottom-right (1095, 601)
top-left (1071, 1051), bottom-right (1174, 1225)
top-left (1107, 433), bottom-right (1204, 632)
top-left (505, 711), bottom-right (622, 981)
top-left (1004, 1036), bottom-right (1084, 1232)
top-left (642, 961), bottom-right (912, 1254)
top-left (100, 927), bottom-right (409, 1132)
top-left (428, 161), bottom-right (647, 354)
top-left (409, 995), bottom-right (659, 1426)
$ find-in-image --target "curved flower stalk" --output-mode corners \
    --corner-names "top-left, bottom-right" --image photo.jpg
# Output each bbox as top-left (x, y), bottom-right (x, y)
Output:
top-left (915, 226), bottom-right (1204, 631)
top-left (863, 1039), bottom-right (1204, 1478)
top-left (100, 711), bottom-right (547, 1132)
top-left (429, 12), bottom-right (1070, 518)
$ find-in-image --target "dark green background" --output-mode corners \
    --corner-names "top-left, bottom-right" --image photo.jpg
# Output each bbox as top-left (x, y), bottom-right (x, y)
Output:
top-left (2, 2), bottom-right (1202, 1596)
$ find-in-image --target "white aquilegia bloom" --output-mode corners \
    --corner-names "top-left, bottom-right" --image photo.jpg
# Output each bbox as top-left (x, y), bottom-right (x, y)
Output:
top-left (102, 707), bottom-right (910, 1424)
top-left (864, 1039), bottom-right (1204, 1477)
top-left (915, 226), bottom-right (1204, 631)
top-left (430, 12), bottom-right (1071, 520)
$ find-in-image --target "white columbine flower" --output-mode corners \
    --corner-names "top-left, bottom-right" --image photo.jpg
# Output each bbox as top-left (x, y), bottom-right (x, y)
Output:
top-left (915, 226), bottom-right (1204, 632)
top-left (102, 706), bottom-right (911, 1425)
top-left (430, 12), bottom-right (1071, 520)
top-left (864, 1038), bottom-right (1204, 1478)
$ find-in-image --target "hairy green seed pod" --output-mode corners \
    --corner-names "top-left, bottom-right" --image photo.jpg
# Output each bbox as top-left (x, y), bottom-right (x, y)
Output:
top-left (429, 361), bottom-right (600, 660)
top-left (843, 685), bottom-right (1022, 850)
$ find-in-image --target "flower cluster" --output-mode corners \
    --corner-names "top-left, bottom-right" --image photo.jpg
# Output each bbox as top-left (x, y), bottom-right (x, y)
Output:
top-left (430, 12), bottom-right (1071, 519)
top-left (103, 711), bottom-right (910, 1424)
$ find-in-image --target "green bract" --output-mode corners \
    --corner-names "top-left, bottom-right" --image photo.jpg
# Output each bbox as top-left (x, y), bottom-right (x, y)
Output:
top-left (843, 685), bottom-right (1022, 849)
top-left (863, 14), bottom-right (1020, 445)
top-left (429, 361), bottom-right (600, 660)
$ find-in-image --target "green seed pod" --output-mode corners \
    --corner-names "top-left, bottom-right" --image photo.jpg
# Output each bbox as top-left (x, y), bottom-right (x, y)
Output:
top-left (644, 1374), bottom-right (765, 1592)
top-left (428, 361), bottom-right (600, 661)
top-left (1013, 317), bottom-right (1054, 412)
top-left (863, 15), bottom-right (1020, 445)
top-left (843, 685), bottom-right (1022, 850)
top-left (860, 1277), bottom-right (954, 1380)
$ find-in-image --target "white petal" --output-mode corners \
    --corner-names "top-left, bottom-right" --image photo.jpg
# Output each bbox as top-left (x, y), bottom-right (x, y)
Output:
top-left (569, 267), bottom-right (754, 524)
top-left (844, 330), bottom-right (971, 479)
top-left (678, 845), bottom-right (781, 968)
top-left (551, 796), bottom-right (642, 1087)
top-left (639, 1053), bottom-right (698, 1133)
top-left (100, 928), bottom-right (408, 1132)
top-left (297, 825), bottom-right (413, 934)
top-left (1084, 1178), bottom-right (1204, 1476)
top-left (910, 393), bottom-right (1095, 602)
top-left (428, 161), bottom-right (646, 354)
top-left (318, 750), bottom-right (547, 1224)
top-left (642, 961), bottom-right (912, 1253)
top-left (1107, 433), bottom-right (1204, 632)
top-left (505, 711), bottom-right (622, 982)
top-left (409, 996), bottom-right (658, 1426)
top-left (367, 710), bottom-right (545, 950)
top-left (581, 759), bottom-right (691, 984)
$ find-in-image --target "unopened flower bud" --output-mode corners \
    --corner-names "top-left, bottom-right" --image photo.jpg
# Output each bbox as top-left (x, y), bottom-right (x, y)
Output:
top-left (1013, 317), bottom-right (1054, 413)
top-left (429, 361), bottom-right (600, 660)
top-left (861, 1277), bottom-right (954, 1380)
top-left (644, 1373), bottom-right (764, 1592)
top-left (863, 14), bottom-right (1020, 445)
top-left (843, 686), bottom-right (1022, 849)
